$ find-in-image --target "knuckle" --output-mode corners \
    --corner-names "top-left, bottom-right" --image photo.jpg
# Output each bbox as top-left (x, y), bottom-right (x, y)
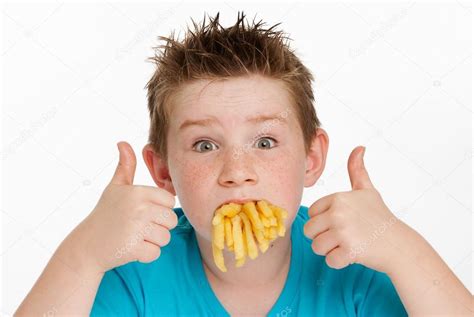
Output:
top-left (303, 223), bottom-right (309, 237)
top-left (133, 204), bottom-right (149, 220)
top-left (160, 208), bottom-right (172, 220)
top-left (325, 255), bottom-right (336, 268)
top-left (334, 228), bottom-right (348, 242)
top-left (333, 192), bottom-right (349, 206)
top-left (138, 246), bottom-right (161, 263)
top-left (308, 204), bottom-right (317, 217)
top-left (129, 185), bottom-right (142, 198)
top-left (169, 195), bottom-right (176, 207)
top-left (169, 211), bottom-right (178, 228)
top-left (131, 186), bottom-right (149, 204)
top-left (331, 209), bottom-right (345, 223)
top-left (158, 189), bottom-right (175, 207)
top-left (159, 208), bottom-right (178, 229)
top-left (159, 229), bottom-right (171, 246)
top-left (333, 193), bottom-right (343, 203)
top-left (156, 226), bottom-right (171, 247)
top-left (129, 218), bottom-right (144, 234)
top-left (311, 239), bottom-right (322, 255)
top-left (303, 220), bottom-right (315, 238)
top-left (311, 239), bottom-right (318, 253)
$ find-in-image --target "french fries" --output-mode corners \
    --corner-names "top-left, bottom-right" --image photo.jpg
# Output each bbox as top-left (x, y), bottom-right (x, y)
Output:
top-left (211, 200), bottom-right (288, 272)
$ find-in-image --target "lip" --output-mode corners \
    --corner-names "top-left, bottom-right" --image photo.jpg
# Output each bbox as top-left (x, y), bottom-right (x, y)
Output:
top-left (219, 198), bottom-right (261, 208)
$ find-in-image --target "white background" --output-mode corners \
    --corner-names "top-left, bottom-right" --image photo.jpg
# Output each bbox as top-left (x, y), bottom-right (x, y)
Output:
top-left (1, 1), bottom-right (472, 315)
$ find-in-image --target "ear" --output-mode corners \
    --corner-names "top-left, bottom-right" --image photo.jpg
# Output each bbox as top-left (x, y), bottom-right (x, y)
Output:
top-left (142, 144), bottom-right (176, 196)
top-left (304, 128), bottom-right (329, 187)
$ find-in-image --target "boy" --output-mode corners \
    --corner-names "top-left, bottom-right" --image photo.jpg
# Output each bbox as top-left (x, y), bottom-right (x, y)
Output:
top-left (16, 11), bottom-right (472, 316)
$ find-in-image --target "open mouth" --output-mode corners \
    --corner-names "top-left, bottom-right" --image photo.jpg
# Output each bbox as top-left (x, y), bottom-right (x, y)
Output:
top-left (211, 199), bottom-right (288, 272)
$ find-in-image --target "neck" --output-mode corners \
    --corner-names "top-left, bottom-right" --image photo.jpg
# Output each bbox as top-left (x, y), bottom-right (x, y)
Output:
top-left (196, 227), bottom-right (292, 287)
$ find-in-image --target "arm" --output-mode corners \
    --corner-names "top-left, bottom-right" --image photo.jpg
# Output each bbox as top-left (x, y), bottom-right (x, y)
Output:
top-left (15, 226), bottom-right (105, 316)
top-left (304, 146), bottom-right (472, 316)
top-left (384, 221), bottom-right (472, 316)
top-left (15, 141), bottom-right (177, 316)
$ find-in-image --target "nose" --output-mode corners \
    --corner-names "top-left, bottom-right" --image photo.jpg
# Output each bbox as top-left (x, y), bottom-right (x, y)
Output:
top-left (218, 151), bottom-right (258, 187)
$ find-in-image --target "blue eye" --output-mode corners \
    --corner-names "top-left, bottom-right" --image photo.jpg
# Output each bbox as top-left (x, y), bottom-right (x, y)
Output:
top-left (193, 140), bottom-right (218, 153)
top-left (256, 137), bottom-right (277, 149)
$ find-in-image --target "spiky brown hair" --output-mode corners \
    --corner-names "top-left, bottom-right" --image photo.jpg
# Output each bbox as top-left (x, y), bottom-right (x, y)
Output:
top-left (145, 11), bottom-right (321, 162)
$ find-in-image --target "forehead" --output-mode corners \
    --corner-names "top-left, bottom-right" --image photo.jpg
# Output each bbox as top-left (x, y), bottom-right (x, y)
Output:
top-left (168, 74), bottom-right (296, 127)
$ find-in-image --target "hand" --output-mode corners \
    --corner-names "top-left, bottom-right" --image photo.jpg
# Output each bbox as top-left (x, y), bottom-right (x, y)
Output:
top-left (71, 141), bottom-right (178, 273)
top-left (303, 146), bottom-right (403, 272)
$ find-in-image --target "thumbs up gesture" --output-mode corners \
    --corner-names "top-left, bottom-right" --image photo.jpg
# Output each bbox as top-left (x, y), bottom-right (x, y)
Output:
top-left (303, 146), bottom-right (404, 273)
top-left (71, 141), bottom-right (177, 273)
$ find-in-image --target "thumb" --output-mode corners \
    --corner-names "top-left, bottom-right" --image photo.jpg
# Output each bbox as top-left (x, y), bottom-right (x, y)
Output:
top-left (110, 141), bottom-right (137, 185)
top-left (347, 146), bottom-right (374, 190)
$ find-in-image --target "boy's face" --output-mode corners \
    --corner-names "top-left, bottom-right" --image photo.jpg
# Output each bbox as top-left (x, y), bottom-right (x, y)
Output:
top-left (155, 74), bottom-right (325, 241)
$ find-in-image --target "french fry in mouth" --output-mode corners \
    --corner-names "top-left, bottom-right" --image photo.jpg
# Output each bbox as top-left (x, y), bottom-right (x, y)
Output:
top-left (211, 200), bottom-right (288, 272)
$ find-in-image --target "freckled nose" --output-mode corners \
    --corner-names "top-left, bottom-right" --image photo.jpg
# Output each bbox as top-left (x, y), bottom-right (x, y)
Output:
top-left (218, 153), bottom-right (258, 187)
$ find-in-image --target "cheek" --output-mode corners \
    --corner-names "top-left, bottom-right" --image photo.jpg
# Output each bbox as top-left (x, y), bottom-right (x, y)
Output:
top-left (261, 148), bottom-right (306, 218)
top-left (170, 158), bottom-right (218, 239)
top-left (180, 161), bottom-right (216, 188)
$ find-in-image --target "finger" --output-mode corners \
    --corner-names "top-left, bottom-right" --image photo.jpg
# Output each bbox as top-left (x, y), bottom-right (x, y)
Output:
top-left (144, 223), bottom-right (171, 247)
top-left (136, 241), bottom-right (161, 263)
top-left (308, 194), bottom-right (334, 218)
top-left (325, 247), bottom-right (351, 269)
top-left (347, 146), bottom-right (375, 190)
top-left (303, 212), bottom-right (331, 240)
top-left (311, 230), bottom-right (339, 256)
top-left (110, 141), bottom-right (137, 185)
top-left (135, 185), bottom-right (176, 209)
top-left (151, 206), bottom-right (178, 230)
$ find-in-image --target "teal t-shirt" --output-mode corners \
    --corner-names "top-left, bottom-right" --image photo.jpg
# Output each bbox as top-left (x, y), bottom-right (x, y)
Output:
top-left (91, 205), bottom-right (407, 316)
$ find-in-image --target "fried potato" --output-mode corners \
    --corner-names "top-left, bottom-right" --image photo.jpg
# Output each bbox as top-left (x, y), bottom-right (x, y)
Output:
top-left (242, 202), bottom-right (264, 230)
top-left (212, 242), bottom-right (227, 272)
top-left (211, 200), bottom-right (288, 272)
top-left (256, 200), bottom-right (274, 218)
top-left (224, 217), bottom-right (233, 249)
top-left (271, 205), bottom-right (288, 237)
top-left (269, 216), bottom-right (278, 227)
top-left (260, 214), bottom-right (271, 228)
top-left (253, 227), bottom-right (269, 253)
top-left (240, 213), bottom-right (259, 259)
top-left (212, 212), bottom-right (223, 226)
top-left (213, 219), bottom-right (225, 250)
top-left (269, 227), bottom-right (277, 240)
top-left (236, 227), bottom-right (247, 268)
top-left (221, 203), bottom-right (241, 217)
top-left (231, 215), bottom-right (245, 260)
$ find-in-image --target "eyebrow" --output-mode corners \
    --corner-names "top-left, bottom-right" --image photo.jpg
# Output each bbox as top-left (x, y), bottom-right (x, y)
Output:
top-left (178, 113), bottom-right (288, 131)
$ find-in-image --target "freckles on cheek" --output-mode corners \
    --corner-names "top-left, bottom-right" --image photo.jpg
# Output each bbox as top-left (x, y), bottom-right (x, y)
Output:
top-left (175, 160), bottom-right (217, 239)
top-left (265, 160), bottom-right (295, 195)
top-left (262, 151), bottom-right (305, 211)
top-left (180, 160), bottom-right (217, 187)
